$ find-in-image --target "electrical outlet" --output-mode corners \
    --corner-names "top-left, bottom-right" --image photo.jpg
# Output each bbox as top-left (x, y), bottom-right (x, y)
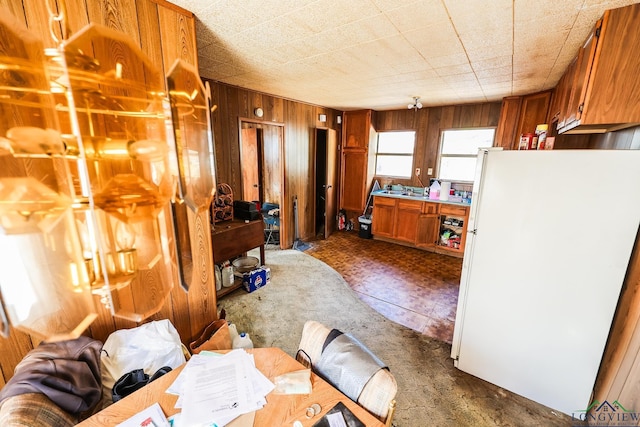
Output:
top-left (415, 168), bottom-right (421, 176)
top-left (427, 167), bottom-right (433, 175)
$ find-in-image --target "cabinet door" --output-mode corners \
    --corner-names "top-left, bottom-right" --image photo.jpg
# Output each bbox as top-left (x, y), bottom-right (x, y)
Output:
top-left (564, 22), bottom-right (600, 129)
top-left (495, 97), bottom-right (522, 149)
top-left (416, 213), bottom-right (439, 249)
top-left (515, 91), bottom-right (552, 140)
top-left (372, 198), bottom-right (396, 238)
top-left (582, 5), bottom-right (640, 125)
top-left (340, 151), bottom-right (367, 211)
top-left (343, 110), bottom-right (372, 149)
top-left (394, 200), bottom-right (422, 243)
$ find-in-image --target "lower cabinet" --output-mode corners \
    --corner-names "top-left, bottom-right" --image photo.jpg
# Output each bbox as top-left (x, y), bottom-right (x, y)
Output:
top-left (436, 204), bottom-right (469, 256)
top-left (371, 196), bottom-right (396, 238)
top-left (372, 196), bottom-right (469, 257)
top-left (394, 200), bottom-right (422, 243)
top-left (416, 202), bottom-right (440, 249)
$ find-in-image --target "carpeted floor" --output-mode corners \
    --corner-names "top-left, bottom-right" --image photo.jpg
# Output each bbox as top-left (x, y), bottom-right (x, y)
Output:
top-left (220, 250), bottom-right (580, 427)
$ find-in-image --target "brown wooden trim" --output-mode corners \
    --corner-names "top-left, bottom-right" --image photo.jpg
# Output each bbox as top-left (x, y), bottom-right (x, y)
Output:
top-left (147, 0), bottom-right (194, 16)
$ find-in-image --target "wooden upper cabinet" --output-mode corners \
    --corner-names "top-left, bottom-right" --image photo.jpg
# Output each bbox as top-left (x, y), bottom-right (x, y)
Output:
top-left (343, 110), bottom-right (372, 150)
top-left (561, 3), bottom-right (640, 133)
top-left (564, 23), bottom-right (599, 128)
top-left (550, 58), bottom-right (576, 130)
top-left (494, 97), bottom-right (522, 149)
top-left (496, 91), bottom-right (551, 150)
top-left (340, 110), bottom-right (376, 213)
top-left (515, 91), bottom-right (552, 140)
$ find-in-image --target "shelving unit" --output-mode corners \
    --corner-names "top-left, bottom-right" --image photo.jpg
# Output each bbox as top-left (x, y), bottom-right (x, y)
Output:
top-left (438, 215), bottom-right (464, 250)
top-left (213, 183), bottom-right (234, 223)
top-left (435, 204), bottom-right (469, 256)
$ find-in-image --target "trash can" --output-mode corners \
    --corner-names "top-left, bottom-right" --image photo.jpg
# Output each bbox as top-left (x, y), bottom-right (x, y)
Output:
top-left (358, 215), bottom-right (372, 239)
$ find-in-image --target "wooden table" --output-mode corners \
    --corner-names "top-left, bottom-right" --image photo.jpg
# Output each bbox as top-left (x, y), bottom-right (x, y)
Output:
top-left (78, 348), bottom-right (384, 427)
top-left (211, 218), bottom-right (266, 297)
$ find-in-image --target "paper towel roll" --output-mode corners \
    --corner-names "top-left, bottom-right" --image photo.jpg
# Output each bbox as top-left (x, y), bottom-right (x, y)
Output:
top-left (439, 181), bottom-right (451, 201)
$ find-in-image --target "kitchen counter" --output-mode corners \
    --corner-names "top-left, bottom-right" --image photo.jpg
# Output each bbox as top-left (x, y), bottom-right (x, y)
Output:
top-left (371, 190), bottom-right (470, 258)
top-left (371, 189), bottom-right (471, 207)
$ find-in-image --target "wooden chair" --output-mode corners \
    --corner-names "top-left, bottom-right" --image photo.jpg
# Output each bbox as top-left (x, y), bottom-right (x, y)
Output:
top-left (296, 320), bottom-right (397, 427)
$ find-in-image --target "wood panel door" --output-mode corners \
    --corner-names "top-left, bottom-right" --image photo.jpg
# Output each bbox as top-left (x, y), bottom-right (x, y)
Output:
top-left (261, 125), bottom-right (283, 208)
top-left (311, 128), bottom-right (339, 239)
top-left (324, 129), bottom-right (338, 238)
top-left (340, 150), bottom-right (367, 212)
top-left (240, 127), bottom-right (260, 202)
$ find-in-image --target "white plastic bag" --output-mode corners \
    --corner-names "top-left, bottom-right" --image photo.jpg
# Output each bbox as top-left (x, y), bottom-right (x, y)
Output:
top-left (101, 319), bottom-right (186, 391)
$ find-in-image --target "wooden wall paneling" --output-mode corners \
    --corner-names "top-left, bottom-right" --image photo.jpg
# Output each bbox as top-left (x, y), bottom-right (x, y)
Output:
top-left (136, 0), bottom-right (165, 80)
top-left (157, 3), bottom-right (197, 67)
top-left (262, 124), bottom-right (284, 208)
top-left (1, 0), bottom-right (27, 26)
top-left (453, 104), bottom-right (477, 128)
top-left (425, 106), bottom-right (443, 180)
top-left (184, 209), bottom-right (217, 339)
top-left (487, 102), bottom-right (502, 127)
top-left (209, 82), bottom-right (232, 188)
top-left (19, 0), bottom-right (61, 47)
top-left (412, 109), bottom-right (430, 187)
top-left (85, 0), bottom-right (140, 45)
top-left (271, 96), bottom-right (284, 123)
top-left (225, 85), bottom-right (242, 193)
top-left (594, 233), bottom-right (640, 403)
top-left (283, 100), bottom-right (310, 245)
top-left (237, 89), bottom-right (250, 119)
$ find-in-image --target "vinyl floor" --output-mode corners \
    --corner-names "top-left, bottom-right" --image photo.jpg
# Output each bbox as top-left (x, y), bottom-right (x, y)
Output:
top-left (305, 231), bottom-right (462, 343)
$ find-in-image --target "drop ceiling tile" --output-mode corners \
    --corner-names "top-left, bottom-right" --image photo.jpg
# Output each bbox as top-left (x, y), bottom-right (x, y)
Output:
top-left (475, 65), bottom-right (512, 80)
top-left (383, 0), bottom-right (449, 32)
top-left (428, 53), bottom-right (470, 69)
top-left (435, 64), bottom-right (474, 77)
top-left (472, 55), bottom-right (512, 71)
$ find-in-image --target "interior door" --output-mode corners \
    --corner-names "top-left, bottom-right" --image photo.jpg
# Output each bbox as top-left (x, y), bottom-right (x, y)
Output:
top-left (324, 129), bottom-right (338, 238)
top-left (240, 127), bottom-right (260, 202)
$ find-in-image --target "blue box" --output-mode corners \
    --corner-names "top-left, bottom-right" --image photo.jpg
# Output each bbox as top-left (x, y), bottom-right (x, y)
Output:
top-left (242, 266), bottom-right (271, 293)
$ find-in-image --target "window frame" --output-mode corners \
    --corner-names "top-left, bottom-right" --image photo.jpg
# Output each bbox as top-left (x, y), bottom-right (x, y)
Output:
top-left (437, 127), bottom-right (496, 183)
top-left (374, 130), bottom-right (416, 179)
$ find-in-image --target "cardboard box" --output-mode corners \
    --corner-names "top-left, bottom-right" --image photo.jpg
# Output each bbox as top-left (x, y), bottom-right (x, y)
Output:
top-left (242, 266), bottom-right (271, 293)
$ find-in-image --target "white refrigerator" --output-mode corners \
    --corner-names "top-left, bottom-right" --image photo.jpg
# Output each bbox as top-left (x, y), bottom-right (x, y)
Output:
top-left (451, 148), bottom-right (640, 416)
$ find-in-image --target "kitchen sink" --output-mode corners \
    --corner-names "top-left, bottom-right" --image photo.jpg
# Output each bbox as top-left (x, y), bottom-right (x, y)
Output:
top-left (384, 190), bottom-right (406, 195)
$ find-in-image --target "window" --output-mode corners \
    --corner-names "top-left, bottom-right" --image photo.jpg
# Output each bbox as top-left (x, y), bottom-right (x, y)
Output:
top-left (438, 128), bottom-right (495, 182)
top-left (375, 131), bottom-right (415, 178)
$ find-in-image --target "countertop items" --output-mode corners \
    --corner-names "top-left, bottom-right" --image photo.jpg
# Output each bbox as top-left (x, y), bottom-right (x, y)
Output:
top-left (372, 189), bottom-right (470, 206)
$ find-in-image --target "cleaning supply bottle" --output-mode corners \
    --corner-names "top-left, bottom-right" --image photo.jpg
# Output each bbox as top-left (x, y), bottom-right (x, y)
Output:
top-left (228, 322), bottom-right (239, 344)
top-left (221, 261), bottom-right (234, 288)
top-left (233, 332), bottom-right (254, 349)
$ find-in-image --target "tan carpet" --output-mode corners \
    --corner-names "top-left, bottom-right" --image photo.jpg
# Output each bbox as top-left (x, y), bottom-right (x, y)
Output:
top-left (220, 249), bottom-right (578, 427)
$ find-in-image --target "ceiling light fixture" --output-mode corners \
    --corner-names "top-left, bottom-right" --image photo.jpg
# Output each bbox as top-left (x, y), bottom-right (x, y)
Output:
top-left (408, 96), bottom-right (423, 111)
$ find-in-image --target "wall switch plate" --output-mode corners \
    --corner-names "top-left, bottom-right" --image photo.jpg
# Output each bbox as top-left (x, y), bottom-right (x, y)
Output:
top-left (427, 167), bottom-right (433, 175)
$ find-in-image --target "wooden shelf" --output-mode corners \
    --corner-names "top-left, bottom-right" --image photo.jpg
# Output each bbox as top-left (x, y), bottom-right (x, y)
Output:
top-left (217, 277), bottom-right (244, 298)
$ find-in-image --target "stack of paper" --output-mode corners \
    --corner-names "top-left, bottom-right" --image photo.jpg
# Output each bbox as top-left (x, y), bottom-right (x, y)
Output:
top-left (166, 349), bottom-right (274, 427)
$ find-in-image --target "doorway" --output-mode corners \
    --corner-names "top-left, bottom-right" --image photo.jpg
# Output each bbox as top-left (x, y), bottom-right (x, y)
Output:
top-left (314, 128), bottom-right (338, 239)
top-left (240, 121), bottom-right (284, 245)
